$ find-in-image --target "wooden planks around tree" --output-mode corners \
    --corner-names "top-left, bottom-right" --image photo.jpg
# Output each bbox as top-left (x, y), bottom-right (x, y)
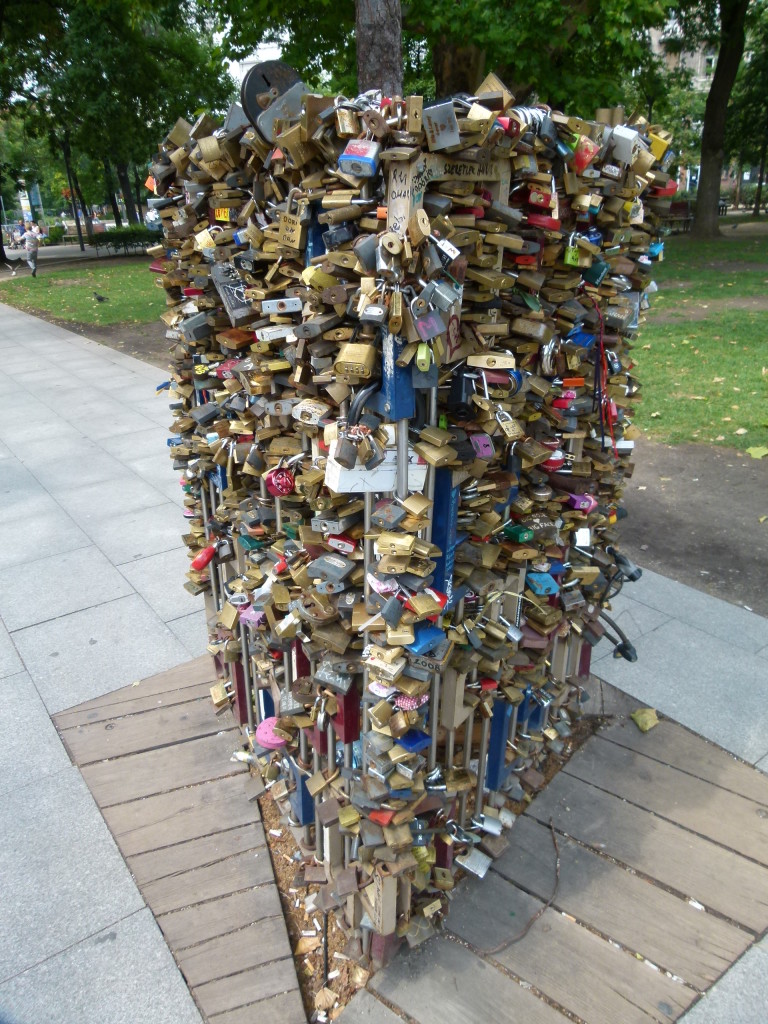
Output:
top-left (492, 816), bottom-right (751, 991)
top-left (599, 718), bottom-right (768, 805)
top-left (52, 660), bottom-right (305, 1024)
top-left (564, 734), bottom-right (768, 866)
top-left (529, 768), bottom-right (768, 932)
top-left (446, 871), bottom-right (695, 1023)
top-left (365, 712), bottom-right (768, 1024)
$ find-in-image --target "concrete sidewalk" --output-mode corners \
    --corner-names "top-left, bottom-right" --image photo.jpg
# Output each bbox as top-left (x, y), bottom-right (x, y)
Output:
top-left (0, 302), bottom-right (766, 1023)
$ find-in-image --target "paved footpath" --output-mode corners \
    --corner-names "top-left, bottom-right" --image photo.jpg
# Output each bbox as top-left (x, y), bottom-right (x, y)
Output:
top-left (1, 303), bottom-right (766, 1023)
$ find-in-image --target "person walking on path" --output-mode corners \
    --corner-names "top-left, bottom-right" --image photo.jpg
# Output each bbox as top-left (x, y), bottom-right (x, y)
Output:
top-left (20, 222), bottom-right (40, 276)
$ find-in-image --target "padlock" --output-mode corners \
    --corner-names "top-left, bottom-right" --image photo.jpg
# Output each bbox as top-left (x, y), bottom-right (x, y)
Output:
top-left (564, 232), bottom-right (580, 267)
top-left (333, 429), bottom-right (360, 470)
top-left (495, 409), bottom-right (525, 441)
top-left (334, 341), bottom-right (377, 379)
top-left (264, 454), bottom-right (301, 497)
top-left (277, 188), bottom-right (310, 250)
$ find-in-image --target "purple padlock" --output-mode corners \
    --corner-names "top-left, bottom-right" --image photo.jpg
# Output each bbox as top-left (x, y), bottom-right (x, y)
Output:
top-left (567, 493), bottom-right (598, 512)
top-left (469, 432), bottom-right (495, 459)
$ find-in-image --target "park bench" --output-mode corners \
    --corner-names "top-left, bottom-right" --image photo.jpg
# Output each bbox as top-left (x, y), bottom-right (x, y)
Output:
top-left (661, 199), bottom-right (694, 233)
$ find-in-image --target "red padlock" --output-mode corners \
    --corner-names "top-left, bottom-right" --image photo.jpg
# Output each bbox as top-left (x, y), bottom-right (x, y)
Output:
top-left (191, 544), bottom-right (216, 570)
top-left (264, 455), bottom-right (299, 497)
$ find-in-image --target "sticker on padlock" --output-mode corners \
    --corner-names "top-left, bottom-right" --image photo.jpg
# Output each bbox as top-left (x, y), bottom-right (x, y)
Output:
top-left (338, 138), bottom-right (381, 176)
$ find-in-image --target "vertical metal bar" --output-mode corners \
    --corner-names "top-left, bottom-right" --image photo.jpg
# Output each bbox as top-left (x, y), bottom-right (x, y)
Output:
top-left (423, 386), bottom-right (438, 544)
top-left (475, 712), bottom-right (491, 814)
top-left (313, 743), bottom-right (324, 862)
top-left (343, 741), bottom-right (353, 865)
top-left (458, 708), bottom-right (475, 827)
top-left (362, 492), bottom-right (374, 774)
top-left (299, 726), bottom-right (313, 849)
top-left (240, 620), bottom-right (254, 734)
top-left (396, 418), bottom-right (409, 500)
top-left (428, 672), bottom-right (440, 772)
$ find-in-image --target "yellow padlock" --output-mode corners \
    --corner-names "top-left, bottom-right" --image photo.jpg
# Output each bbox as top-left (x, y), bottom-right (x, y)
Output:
top-left (415, 342), bottom-right (432, 372)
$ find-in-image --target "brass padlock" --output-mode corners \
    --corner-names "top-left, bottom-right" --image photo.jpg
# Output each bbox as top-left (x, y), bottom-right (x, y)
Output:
top-left (334, 342), bottom-right (377, 379)
top-left (277, 188), bottom-right (310, 250)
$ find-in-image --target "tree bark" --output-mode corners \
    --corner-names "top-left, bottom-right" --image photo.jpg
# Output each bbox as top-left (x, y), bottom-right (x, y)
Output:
top-left (132, 165), bottom-right (144, 224)
top-left (356, 0), bottom-right (403, 96)
top-left (691, 0), bottom-right (750, 239)
top-left (752, 126), bottom-right (767, 216)
top-left (70, 162), bottom-right (93, 238)
top-left (117, 163), bottom-right (138, 223)
top-left (734, 159), bottom-right (743, 207)
top-left (433, 41), bottom-right (486, 97)
top-left (103, 159), bottom-right (122, 227)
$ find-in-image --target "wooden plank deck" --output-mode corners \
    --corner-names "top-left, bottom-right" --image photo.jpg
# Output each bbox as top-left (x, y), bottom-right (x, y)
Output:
top-left (54, 662), bottom-right (768, 1024)
top-left (370, 714), bottom-right (768, 1024)
top-left (52, 660), bottom-right (305, 1024)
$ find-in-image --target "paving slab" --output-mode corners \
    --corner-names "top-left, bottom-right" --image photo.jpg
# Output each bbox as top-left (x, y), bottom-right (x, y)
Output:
top-left (117, 547), bottom-right (201, 623)
top-left (0, 670), bottom-right (71, 796)
top-left (81, 501), bottom-right (184, 565)
top-left (678, 937), bottom-right (768, 1024)
top-left (98, 425), bottom-right (167, 462)
top-left (24, 448), bottom-right (129, 493)
top-left (594, 617), bottom-right (768, 763)
top-left (0, 505), bottom-right (91, 570)
top-left (0, 545), bottom-right (136, 631)
top-left (0, 621), bottom-right (23, 679)
top-left (0, 909), bottom-right (203, 1024)
top-left (0, 459), bottom-right (53, 519)
top-left (11, 593), bottom-right (189, 714)
top-left (54, 475), bottom-right (169, 526)
top-left (0, 766), bottom-right (144, 981)
top-left (615, 567), bottom-right (768, 654)
top-left (338, 990), bottom-right (405, 1023)
top-left (167, 610), bottom-right (209, 658)
top-left (124, 451), bottom-right (186, 504)
top-left (4, 433), bottom-right (100, 470)
top-left (69, 407), bottom-right (159, 441)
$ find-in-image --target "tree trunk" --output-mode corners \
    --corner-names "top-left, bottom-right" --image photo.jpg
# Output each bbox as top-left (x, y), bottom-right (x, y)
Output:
top-left (70, 163), bottom-right (93, 238)
top-left (132, 166), bottom-right (144, 224)
top-left (734, 159), bottom-right (743, 207)
top-left (691, 0), bottom-right (750, 239)
top-left (752, 131), bottom-right (767, 216)
top-left (356, 0), bottom-right (403, 96)
top-left (434, 41), bottom-right (486, 97)
top-left (117, 163), bottom-right (138, 223)
top-left (103, 160), bottom-right (122, 227)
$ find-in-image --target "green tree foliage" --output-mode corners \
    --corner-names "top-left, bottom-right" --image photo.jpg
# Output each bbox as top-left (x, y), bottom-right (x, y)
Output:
top-left (663, 0), bottom-right (751, 237)
top-left (725, 0), bottom-right (768, 210)
top-left (215, 0), bottom-right (671, 104)
top-left (1, 0), bottom-right (234, 244)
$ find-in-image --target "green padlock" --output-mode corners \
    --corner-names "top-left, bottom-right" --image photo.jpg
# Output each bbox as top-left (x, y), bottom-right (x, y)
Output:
top-left (564, 232), bottom-right (580, 267)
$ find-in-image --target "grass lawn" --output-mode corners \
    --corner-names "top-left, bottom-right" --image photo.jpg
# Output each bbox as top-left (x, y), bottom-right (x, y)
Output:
top-left (0, 260), bottom-right (166, 326)
top-left (632, 226), bottom-right (768, 452)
